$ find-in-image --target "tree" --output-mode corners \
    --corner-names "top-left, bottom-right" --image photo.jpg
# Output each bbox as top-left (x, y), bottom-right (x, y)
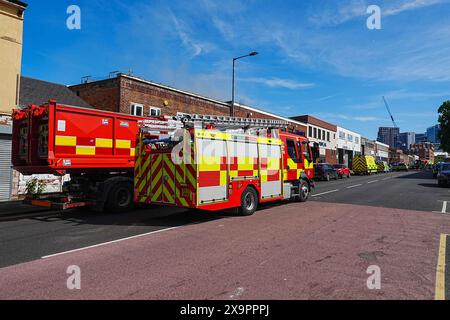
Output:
top-left (438, 101), bottom-right (450, 152)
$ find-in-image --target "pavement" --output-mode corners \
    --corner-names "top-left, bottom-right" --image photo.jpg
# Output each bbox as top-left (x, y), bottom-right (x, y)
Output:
top-left (0, 170), bottom-right (449, 299)
top-left (0, 200), bottom-right (50, 218)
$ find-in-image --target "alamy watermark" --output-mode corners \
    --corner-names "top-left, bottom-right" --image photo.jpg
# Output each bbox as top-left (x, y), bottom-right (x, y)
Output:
top-left (66, 5), bottom-right (81, 30)
top-left (67, 265), bottom-right (81, 290)
top-left (367, 5), bottom-right (382, 30)
top-left (366, 265), bottom-right (381, 290)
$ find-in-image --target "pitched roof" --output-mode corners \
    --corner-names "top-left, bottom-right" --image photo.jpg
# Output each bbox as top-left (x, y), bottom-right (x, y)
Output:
top-left (19, 76), bottom-right (92, 109)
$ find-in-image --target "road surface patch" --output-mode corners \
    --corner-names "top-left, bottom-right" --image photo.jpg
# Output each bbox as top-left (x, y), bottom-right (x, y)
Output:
top-left (41, 226), bottom-right (180, 259)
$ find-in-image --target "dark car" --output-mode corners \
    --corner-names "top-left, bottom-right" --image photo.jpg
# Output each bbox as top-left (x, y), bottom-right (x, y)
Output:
top-left (437, 163), bottom-right (450, 187)
top-left (391, 163), bottom-right (408, 172)
top-left (314, 163), bottom-right (339, 181)
top-left (433, 163), bottom-right (444, 178)
top-left (333, 164), bottom-right (351, 179)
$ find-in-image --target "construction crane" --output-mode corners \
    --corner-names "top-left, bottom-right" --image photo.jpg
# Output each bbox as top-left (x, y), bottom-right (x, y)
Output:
top-left (382, 96), bottom-right (398, 128)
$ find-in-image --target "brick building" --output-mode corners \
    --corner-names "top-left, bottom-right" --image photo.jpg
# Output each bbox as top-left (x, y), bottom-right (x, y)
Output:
top-left (69, 73), bottom-right (308, 132)
top-left (290, 115), bottom-right (337, 164)
top-left (410, 143), bottom-right (435, 163)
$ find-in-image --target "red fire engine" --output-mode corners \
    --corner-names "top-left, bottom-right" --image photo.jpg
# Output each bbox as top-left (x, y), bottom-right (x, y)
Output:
top-left (134, 114), bottom-right (314, 215)
top-left (12, 100), bottom-right (149, 211)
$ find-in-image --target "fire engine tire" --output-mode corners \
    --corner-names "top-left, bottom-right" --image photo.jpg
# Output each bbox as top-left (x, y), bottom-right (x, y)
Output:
top-left (239, 187), bottom-right (259, 216)
top-left (298, 181), bottom-right (310, 202)
top-left (106, 182), bottom-right (134, 213)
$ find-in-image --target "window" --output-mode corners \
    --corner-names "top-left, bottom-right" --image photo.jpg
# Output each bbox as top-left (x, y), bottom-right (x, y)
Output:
top-left (339, 131), bottom-right (345, 139)
top-left (314, 128), bottom-right (317, 139)
top-left (150, 107), bottom-right (161, 117)
top-left (322, 130), bottom-right (326, 141)
top-left (130, 103), bottom-right (143, 116)
top-left (355, 137), bottom-right (360, 144)
top-left (327, 132), bottom-right (330, 142)
top-left (309, 126), bottom-right (313, 138)
top-left (286, 139), bottom-right (300, 163)
top-left (348, 134), bottom-right (353, 142)
top-left (300, 141), bottom-right (312, 163)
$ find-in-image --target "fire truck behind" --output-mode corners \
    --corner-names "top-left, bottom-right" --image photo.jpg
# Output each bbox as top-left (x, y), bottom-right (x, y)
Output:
top-left (12, 100), bottom-right (149, 211)
top-left (134, 114), bottom-right (314, 215)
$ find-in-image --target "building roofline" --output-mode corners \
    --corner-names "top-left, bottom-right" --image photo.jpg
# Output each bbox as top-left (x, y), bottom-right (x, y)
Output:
top-left (233, 102), bottom-right (308, 127)
top-left (375, 141), bottom-right (390, 148)
top-left (0, 0), bottom-right (27, 9)
top-left (290, 114), bottom-right (337, 130)
top-left (121, 74), bottom-right (231, 110)
top-left (337, 126), bottom-right (361, 136)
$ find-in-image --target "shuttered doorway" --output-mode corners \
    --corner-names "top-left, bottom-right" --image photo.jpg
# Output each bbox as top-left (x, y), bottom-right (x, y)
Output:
top-left (0, 136), bottom-right (12, 202)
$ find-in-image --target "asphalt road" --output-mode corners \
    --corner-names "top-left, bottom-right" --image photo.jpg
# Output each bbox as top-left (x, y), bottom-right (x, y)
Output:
top-left (312, 170), bottom-right (450, 213)
top-left (0, 169), bottom-right (449, 299)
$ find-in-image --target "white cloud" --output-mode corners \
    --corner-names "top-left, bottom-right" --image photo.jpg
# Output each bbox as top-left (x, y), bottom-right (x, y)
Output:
top-left (170, 11), bottom-right (213, 57)
top-left (384, 0), bottom-right (449, 16)
top-left (242, 77), bottom-right (315, 90)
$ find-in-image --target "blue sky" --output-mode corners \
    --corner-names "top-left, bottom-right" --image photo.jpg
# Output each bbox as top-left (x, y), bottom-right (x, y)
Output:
top-left (21, 0), bottom-right (450, 139)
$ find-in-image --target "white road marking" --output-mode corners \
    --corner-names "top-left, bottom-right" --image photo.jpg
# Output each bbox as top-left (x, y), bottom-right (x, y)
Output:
top-left (346, 184), bottom-right (363, 189)
top-left (442, 201), bottom-right (448, 214)
top-left (311, 189), bottom-right (339, 197)
top-left (367, 180), bottom-right (379, 184)
top-left (382, 177), bottom-right (391, 181)
top-left (41, 227), bottom-right (180, 259)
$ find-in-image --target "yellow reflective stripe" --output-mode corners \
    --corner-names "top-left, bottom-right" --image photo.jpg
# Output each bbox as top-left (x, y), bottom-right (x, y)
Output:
top-left (95, 138), bottom-right (113, 148)
top-left (199, 156), bottom-right (221, 171)
top-left (220, 171), bottom-right (227, 186)
top-left (257, 137), bottom-right (282, 145)
top-left (268, 157), bottom-right (280, 170)
top-left (55, 136), bottom-right (76, 147)
top-left (196, 131), bottom-right (229, 140)
top-left (130, 148), bottom-right (136, 156)
top-left (76, 146), bottom-right (96, 155)
top-left (116, 139), bottom-right (131, 149)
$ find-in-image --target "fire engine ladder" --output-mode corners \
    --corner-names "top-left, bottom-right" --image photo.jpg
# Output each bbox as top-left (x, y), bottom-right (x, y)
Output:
top-left (138, 113), bottom-right (289, 145)
top-left (174, 113), bottom-right (289, 130)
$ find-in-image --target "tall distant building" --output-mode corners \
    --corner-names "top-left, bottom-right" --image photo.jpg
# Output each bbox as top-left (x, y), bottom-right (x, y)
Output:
top-left (398, 132), bottom-right (416, 150)
top-left (415, 133), bottom-right (428, 144)
top-left (427, 125), bottom-right (441, 145)
top-left (377, 127), bottom-right (400, 148)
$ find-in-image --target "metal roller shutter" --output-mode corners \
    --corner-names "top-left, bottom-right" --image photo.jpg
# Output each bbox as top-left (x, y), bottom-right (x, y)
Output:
top-left (0, 136), bottom-right (12, 202)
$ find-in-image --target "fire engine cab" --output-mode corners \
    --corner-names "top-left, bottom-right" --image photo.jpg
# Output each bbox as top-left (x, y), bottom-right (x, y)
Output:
top-left (134, 114), bottom-right (314, 216)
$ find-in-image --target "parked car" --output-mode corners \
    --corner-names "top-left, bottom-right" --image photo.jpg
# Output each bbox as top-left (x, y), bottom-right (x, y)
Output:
top-left (433, 163), bottom-right (444, 178)
top-left (437, 163), bottom-right (450, 186)
top-left (333, 164), bottom-right (351, 179)
top-left (314, 163), bottom-right (339, 181)
top-left (391, 163), bottom-right (409, 172)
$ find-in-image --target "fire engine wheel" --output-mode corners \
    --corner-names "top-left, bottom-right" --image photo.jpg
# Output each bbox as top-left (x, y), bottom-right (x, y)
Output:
top-left (298, 181), bottom-right (310, 202)
top-left (239, 187), bottom-right (259, 216)
top-left (106, 182), bottom-right (134, 213)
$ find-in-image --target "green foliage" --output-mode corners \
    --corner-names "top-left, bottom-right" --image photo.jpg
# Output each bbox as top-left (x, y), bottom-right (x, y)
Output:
top-left (438, 101), bottom-right (450, 152)
top-left (25, 178), bottom-right (46, 196)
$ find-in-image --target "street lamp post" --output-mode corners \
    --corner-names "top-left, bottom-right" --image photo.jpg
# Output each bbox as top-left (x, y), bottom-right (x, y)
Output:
top-left (231, 51), bottom-right (258, 117)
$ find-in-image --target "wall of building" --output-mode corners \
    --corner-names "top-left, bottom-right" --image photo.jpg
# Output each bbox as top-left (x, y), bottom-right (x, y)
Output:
top-left (70, 77), bottom-right (121, 112)
top-left (376, 142), bottom-right (389, 161)
top-left (118, 76), bottom-right (230, 117)
top-left (378, 127), bottom-right (399, 148)
top-left (361, 137), bottom-right (376, 157)
top-left (0, 1), bottom-right (25, 115)
top-left (337, 127), bottom-right (361, 153)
